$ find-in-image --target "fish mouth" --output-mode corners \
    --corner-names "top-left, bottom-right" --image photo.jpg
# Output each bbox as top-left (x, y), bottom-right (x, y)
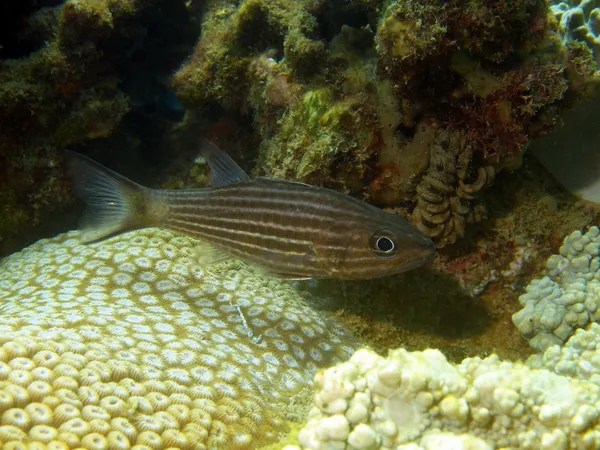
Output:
top-left (420, 236), bottom-right (436, 263)
top-left (414, 235), bottom-right (436, 264)
top-left (392, 235), bottom-right (436, 275)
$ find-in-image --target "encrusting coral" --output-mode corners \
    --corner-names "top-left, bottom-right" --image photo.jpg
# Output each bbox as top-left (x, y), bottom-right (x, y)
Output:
top-left (256, 87), bottom-right (379, 189)
top-left (374, 0), bottom-right (550, 91)
top-left (283, 330), bottom-right (600, 450)
top-left (0, 228), bottom-right (356, 448)
top-left (513, 226), bottom-right (600, 351)
top-left (173, 0), bottom-right (325, 113)
top-left (529, 322), bottom-right (600, 383)
top-left (172, 0), bottom-right (384, 192)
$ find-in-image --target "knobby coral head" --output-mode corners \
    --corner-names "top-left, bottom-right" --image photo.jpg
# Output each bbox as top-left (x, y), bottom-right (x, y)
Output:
top-left (0, 228), bottom-right (356, 448)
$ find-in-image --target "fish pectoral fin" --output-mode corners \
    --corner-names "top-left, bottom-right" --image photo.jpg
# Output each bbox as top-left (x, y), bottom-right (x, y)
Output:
top-left (245, 264), bottom-right (312, 280)
top-left (256, 247), bottom-right (317, 280)
top-left (192, 243), bottom-right (232, 266)
top-left (310, 242), bottom-right (343, 276)
top-left (199, 139), bottom-right (251, 187)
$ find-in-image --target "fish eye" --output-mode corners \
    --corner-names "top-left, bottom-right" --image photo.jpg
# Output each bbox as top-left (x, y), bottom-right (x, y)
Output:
top-left (376, 236), bottom-right (395, 252)
top-left (369, 230), bottom-right (398, 257)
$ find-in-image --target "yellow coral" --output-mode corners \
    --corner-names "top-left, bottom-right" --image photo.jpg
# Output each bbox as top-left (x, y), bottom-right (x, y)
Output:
top-left (0, 228), bottom-right (355, 448)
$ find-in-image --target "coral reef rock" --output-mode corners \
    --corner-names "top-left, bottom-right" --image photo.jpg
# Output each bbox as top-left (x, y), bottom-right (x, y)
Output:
top-left (0, 228), bottom-right (356, 448)
top-left (513, 226), bottom-right (600, 351)
top-left (0, 0), bottom-right (198, 251)
top-left (257, 87), bottom-right (379, 188)
top-left (173, 0), bottom-right (325, 112)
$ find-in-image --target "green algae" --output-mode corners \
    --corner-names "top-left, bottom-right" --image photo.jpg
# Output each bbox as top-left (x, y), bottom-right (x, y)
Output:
top-left (257, 87), bottom-right (378, 189)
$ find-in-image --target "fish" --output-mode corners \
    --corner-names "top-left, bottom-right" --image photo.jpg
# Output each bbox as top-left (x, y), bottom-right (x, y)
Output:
top-left (65, 140), bottom-right (435, 280)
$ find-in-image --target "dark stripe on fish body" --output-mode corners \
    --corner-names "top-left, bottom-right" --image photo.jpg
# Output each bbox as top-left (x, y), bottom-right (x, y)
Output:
top-left (167, 187), bottom-right (373, 222)
top-left (191, 179), bottom-right (372, 213)
top-left (158, 180), bottom-right (372, 275)
top-left (167, 219), bottom-right (352, 264)
top-left (167, 214), bottom-right (322, 265)
top-left (167, 218), bottom-right (315, 254)
top-left (168, 200), bottom-right (348, 245)
top-left (168, 181), bottom-right (374, 225)
top-left (165, 221), bottom-right (322, 276)
top-left (169, 209), bottom-right (344, 241)
top-left (167, 222), bottom-right (311, 259)
top-left (164, 183), bottom-right (340, 230)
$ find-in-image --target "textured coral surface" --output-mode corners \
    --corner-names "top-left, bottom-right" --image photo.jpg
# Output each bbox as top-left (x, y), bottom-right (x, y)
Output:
top-left (0, 228), bottom-right (356, 448)
top-left (285, 339), bottom-right (600, 449)
top-left (514, 226), bottom-right (600, 350)
top-left (551, 0), bottom-right (600, 62)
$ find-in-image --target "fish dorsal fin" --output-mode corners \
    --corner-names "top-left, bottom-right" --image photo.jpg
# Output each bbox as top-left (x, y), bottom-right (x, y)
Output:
top-left (199, 139), bottom-right (250, 187)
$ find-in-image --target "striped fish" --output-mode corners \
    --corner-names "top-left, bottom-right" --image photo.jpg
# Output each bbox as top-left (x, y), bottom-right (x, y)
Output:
top-left (65, 141), bottom-right (435, 280)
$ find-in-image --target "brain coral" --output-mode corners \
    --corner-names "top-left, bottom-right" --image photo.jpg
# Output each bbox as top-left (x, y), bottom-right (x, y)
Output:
top-left (0, 228), bottom-right (356, 449)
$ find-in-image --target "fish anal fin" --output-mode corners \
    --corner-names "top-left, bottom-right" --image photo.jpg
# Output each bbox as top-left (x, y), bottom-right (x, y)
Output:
top-left (269, 273), bottom-right (313, 280)
top-left (199, 139), bottom-right (251, 187)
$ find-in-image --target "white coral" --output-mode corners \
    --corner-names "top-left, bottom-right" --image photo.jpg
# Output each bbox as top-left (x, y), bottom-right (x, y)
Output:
top-left (293, 340), bottom-right (600, 449)
top-left (528, 322), bottom-right (600, 384)
top-left (512, 226), bottom-right (600, 350)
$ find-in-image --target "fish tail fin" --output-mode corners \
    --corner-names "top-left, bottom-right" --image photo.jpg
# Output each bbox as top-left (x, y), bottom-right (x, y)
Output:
top-left (65, 151), bottom-right (166, 243)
